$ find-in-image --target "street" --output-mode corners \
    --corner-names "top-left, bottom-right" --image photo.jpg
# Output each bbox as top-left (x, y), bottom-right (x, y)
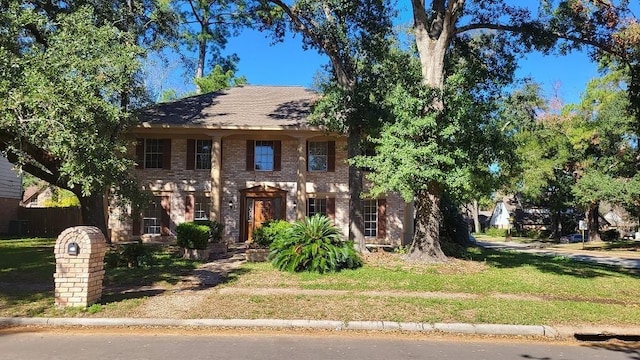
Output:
top-left (1, 328), bottom-right (638, 360)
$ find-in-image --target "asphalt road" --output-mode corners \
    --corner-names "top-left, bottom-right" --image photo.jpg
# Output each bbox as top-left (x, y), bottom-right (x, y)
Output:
top-left (1, 328), bottom-right (638, 360)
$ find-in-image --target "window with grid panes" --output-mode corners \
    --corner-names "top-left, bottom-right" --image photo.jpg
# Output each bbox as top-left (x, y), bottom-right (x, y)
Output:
top-left (308, 141), bottom-right (328, 171)
top-left (363, 200), bottom-right (378, 237)
top-left (144, 139), bottom-right (163, 169)
top-left (194, 196), bottom-right (210, 220)
top-left (254, 141), bottom-right (274, 171)
top-left (195, 140), bottom-right (212, 170)
top-left (143, 197), bottom-right (162, 234)
top-left (307, 198), bottom-right (327, 217)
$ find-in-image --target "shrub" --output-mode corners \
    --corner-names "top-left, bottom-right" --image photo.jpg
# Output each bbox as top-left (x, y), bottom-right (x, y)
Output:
top-left (176, 222), bottom-right (210, 249)
top-left (270, 215), bottom-right (362, 273)
top-left (602, 229), bottom-right (620, 241)
top-left (193, 220), bottom-right (224, 243)
top-left (251, 220), bottom-right (292, 248)
top-left (104, 241), bottom-right (155, 268)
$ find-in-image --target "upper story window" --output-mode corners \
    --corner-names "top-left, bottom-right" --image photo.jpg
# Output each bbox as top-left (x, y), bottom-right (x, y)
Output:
top-left (308, 142), bottom-right (328, 172)
top-left (307, 140), bottom-right (335, 172)
top-left (246, 140), bottom-right (281, 172)
top-left (145, 139), bottom-right (164, 169)
top-left (136, 138), bottom-right (171, 170)
top-left (195, 140), bottom-right (212, 170)
top-left (255, 141), bottom-right (274, 171)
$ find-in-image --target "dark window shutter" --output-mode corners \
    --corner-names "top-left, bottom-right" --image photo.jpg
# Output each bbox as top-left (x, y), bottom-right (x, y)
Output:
top-left (246, 140), bottom-right (254, 171)
top-left (327, 197), bottom-right (335, 221)
top-left (135, 139), bottom-right (144, 169)
top-left (162, 139), bottom-right (172, 170)
top-left (186, 139), bottom-right (195, 170)
top-left (185, 195), bottom-right (194, 222)
top-left (132, 213), bottom-right (141, 236)
top-left (377, 199), bottom-right (386, 239)
top-left (161, 196), bottom-right (171, 235)
top-left (274, 141), bottom-right (282, 171)
top-left (327, 141), bottom-right (336, 172)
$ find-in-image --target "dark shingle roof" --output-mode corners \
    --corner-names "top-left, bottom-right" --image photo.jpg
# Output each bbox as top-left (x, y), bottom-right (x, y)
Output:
top-left (138, 85), bottom-right (318, 129)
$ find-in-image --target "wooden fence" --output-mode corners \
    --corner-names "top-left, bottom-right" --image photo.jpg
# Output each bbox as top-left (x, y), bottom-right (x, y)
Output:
top-left (17, 206), bottom-right (82, 238)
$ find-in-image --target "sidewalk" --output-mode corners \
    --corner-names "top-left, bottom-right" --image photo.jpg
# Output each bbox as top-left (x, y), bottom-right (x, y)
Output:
top-left (476, 240), bottom-right (640, 270)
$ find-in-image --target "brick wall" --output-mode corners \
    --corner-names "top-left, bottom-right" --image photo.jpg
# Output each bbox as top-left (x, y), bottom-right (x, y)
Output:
top-left (0, 197), bottom-right (18, 234)
top-left (109, 134), bottom-right (407, 246)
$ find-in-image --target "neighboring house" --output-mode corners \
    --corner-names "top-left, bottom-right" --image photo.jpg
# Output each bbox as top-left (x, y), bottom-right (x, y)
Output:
top-left (21, 184), bottom-right (55, 208)
top-left (0, 155), bottom-right (21, 234)
top-left (109, 86), bottom-right (413, 246)
top-left (489, 201), bottom-right (511, 229)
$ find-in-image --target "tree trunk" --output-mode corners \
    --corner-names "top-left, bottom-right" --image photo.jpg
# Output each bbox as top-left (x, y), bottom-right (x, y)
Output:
top-left (471, 199), bottom-right (481, 233)
top-left (587, 202), bottom-right (601, 242)
top-left (404, 183), bottom-right (447, 262)
top-left (195, 37), bottom-right (206, 94)
top-left (347, 126), bottom-right (366, 252)
top-left (78, 191), bottom-right (110, 243)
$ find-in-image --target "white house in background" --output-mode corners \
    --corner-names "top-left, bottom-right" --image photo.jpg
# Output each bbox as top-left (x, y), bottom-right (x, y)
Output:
top-left (489, 201), bottom-right (511, 229)
top-left (0, 156), bottom-right (21, 234)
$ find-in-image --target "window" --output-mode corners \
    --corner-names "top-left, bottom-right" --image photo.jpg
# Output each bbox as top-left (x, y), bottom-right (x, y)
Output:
top-left (194, 196), bottom-right (210, 220)
top-left (308, 141), bottom-right (328, 172)
top-left (363, 200), bottom-right (378, 237)
top-left (144, 139), bottom-right (164, 169)
top-left (255, 141), bottom-right (274, 171)
top-left (308, 198), bottom-right (327, 217)
top-left (195, 140), bottom-right (212, 170)
top-left (143, 197), bottom-right (162, 235)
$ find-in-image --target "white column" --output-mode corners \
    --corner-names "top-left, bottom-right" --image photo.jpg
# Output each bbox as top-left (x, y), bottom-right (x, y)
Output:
top-left (210, 135), bottom-right (222, 221)
top-left (296, 137), bottom-right (307, 220)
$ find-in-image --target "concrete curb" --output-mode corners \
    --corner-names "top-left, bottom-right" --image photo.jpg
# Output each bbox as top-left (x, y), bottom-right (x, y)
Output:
top-left (0, 317), bottom-right (556, 338)
top-left (3, 317), bottom-right (639, 339)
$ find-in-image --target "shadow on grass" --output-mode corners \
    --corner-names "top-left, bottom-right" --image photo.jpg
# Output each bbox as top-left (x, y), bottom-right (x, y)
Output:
top-left (468, 247), bottom-right (639, 279)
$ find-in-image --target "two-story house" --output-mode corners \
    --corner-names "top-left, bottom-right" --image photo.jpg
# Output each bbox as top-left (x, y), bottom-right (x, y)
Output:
top-left (109, 86), bottom-right (412, 246)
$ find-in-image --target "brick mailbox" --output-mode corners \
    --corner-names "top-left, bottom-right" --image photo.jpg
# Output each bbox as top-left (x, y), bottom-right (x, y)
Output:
top-left (54, 226), bottom-right (107, 308)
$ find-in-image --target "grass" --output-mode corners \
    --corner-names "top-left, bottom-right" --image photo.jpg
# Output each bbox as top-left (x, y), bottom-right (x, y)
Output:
top-left (1, 237), bottom-right (640, 326)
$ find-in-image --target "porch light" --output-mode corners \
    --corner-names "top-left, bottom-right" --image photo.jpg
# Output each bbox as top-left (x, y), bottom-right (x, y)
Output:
top-left (228, 200), bottom-right (233, 209)
top-left (293, 201), bottom-right (297, 209)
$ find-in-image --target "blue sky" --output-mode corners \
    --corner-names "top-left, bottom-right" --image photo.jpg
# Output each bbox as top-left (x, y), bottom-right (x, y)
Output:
top-left (162, 2), bottom-right (619, 105)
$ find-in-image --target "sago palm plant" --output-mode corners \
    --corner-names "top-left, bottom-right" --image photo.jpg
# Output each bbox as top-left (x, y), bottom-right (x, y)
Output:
top-left (270, 215), bottom-right (362, 273)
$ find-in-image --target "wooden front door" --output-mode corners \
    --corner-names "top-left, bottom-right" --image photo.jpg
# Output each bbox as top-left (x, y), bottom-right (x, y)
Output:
top-left (240, 185), bottom-right (287, 242)
top-left (247, 198), bottom-right (276, 242)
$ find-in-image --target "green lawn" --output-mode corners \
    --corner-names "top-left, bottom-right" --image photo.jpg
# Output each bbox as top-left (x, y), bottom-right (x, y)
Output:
top-left (2, 237), bottom-right (640, 326)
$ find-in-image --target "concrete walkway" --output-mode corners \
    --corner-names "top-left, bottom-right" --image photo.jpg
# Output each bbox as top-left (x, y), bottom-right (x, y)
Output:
top-left (476, 240), bottom-right (640, 270)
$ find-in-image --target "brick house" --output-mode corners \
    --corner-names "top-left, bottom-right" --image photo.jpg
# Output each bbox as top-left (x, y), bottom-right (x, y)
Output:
top-left (109, 85), bottom-right (412, 246)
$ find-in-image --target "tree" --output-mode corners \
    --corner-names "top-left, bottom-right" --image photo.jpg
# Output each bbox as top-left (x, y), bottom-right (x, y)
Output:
top-left (257, 0), bottom-right (394, 251)
top-left (395, 0), bottom-right (639, 260)
top-left (0, 1), bottom-right (175, 240)
top-left (194, 64), bottom-right (247, 93)
top-left (175, 0), bottom-right (248, 93)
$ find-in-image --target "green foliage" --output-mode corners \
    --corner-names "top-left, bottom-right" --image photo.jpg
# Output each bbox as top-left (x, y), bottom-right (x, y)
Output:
top-left (270, 215), bottom-right (362, 273)
top-left (175, 223), bottom-right (210, 250)
top-left (42, 187), bottom-right (80, 208)
top-left (485, 228), bottom-right (508, 238)
top-left (194, 65), bottom-right (247, 94)
top-left (193, 220), bottom-right (224, 243)
top-left (250, 220), bottom-right (292, 249)
top-left (104, 242), bottom-right (155, 269)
